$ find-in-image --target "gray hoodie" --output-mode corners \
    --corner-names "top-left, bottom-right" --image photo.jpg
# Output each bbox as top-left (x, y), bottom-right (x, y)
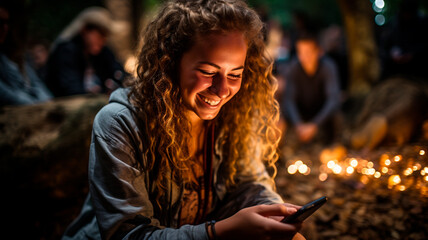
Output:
top-left (62, 88), bottom-right (283, 240)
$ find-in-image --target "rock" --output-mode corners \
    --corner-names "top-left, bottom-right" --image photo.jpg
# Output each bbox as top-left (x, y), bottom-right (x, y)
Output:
top-left (0, 94), bottom-right (108, 239)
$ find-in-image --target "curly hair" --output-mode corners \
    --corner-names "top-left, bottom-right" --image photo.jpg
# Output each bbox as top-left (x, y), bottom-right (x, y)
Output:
top-left (129, 0), bottom-right (281, 206)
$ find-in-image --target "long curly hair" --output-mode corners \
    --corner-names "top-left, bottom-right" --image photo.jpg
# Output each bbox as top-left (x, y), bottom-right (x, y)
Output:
top-left (129, 0), bottom-right (281, 206)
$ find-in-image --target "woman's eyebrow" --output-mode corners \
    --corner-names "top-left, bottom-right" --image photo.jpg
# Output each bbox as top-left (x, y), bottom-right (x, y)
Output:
top-left (198, 61), bottom-right (244, 71)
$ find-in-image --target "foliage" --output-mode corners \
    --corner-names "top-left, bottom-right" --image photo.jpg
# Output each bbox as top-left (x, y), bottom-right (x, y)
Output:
top-left (26, 0), bottom-right (104, 43)
top-left (247, 0), bottom-right (342, 29)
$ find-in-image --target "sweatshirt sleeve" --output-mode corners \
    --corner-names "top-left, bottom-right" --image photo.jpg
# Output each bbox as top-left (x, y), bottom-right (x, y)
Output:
top-left (89, 104), bottom-right (209, 240)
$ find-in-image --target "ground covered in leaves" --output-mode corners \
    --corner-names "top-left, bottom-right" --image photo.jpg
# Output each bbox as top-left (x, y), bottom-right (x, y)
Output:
top-left (275, 141), bottom-right (428, 240)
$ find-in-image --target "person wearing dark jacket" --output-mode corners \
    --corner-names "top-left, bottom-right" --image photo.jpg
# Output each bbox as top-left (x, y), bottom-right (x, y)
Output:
top-left (45, 7), bottom-right (126, 97)
top-left (281, 32), bottom-right (341, 144)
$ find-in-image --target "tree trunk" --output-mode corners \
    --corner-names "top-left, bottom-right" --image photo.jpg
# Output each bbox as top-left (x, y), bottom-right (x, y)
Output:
top-left (337, 0), bottom-right (380, 97)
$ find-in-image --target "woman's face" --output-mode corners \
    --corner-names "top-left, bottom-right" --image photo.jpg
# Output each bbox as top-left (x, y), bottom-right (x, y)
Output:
top-left (179, 31), bottom-right (248, 123)
top-left (81, 28), bottom-right (107, 55)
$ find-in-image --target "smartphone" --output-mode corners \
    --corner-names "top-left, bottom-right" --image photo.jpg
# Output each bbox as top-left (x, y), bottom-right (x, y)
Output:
top-left (281, 196), bottom-right (328, 224)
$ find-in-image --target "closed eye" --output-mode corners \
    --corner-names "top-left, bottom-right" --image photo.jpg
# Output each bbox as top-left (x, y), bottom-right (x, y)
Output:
top-left (228, 74), bottom-right (242, 80)
top-left (198, 69), bottom-right (216, 77)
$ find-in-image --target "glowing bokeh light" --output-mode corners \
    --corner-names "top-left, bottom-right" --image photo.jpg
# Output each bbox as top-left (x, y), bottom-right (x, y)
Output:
top-left (333, 165), bottom-right (342, 174)
top-left (389, 175), bottom-right (401, 185)
top-left (368, 168), bottom-right (376, 175)
top-left (372, 3), bottom-right (383, 13)
top-left (346, 166), bottom-right (354, 174)
top-left (375, 14), bottom-right (385, 26)
top-left (374, 172), bottom-right (381, 178)
top-left (319, 173), bottom-right (328, 182)
top-left (420, 150), bottom-right (426, 156)
top-left (367, 161), bottom-right (374, 168)
top-left (295, 160), bottom-right (303, 167)
top-left (404, 168), bottom-right (413, 176)
top-left (398, 185), bottom-right (406, 191)
top-left (375, 0), bottom-right (385, 9)
top-left (361, 176), bottom-right (369, 184)
top-left (303, 167), bottom-right (311, 176)
top-left (298, 164), bottom-right (308, 174)
top-left (288, 165), bottom-right (297, 174)
top-left (394, 155), bottom-right (402, 162)
top-left (382, 167), bottom-right (388, 174)
top-left (327, 160), bottom-right (336, 169)
top-left (385, 159), bottom-right (391, 166)
top-left (350, 159), bottom-right (358, 167)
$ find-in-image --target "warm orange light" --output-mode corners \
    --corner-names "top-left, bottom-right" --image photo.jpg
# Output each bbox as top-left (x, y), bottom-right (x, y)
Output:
top-left (374, 172), bottom-right (381, 178)
top-left (346, 166), bottom-right (354, 174)
top-left (295, 160), bottom-right (303, 167)
top-left (327, 160), bottom-right (335, 169)
top-left (368, 168), bottom-right (375, 175)
top-left (367, 161), bottom-right (374, 168)
top-left (414, 163), bottom-right (421, 170)
top-left (319, 173), bottom-right (328, 181)
top-left (398, 185), bottom-right (406, 191)
top-left (303, 167), bottom-right (311, 176)
top-left (298, 164), bottom-right (308, 174)
top-left (385, 159), bottom-right (391, 166)
top-left (287, 165), bottom-right (297, 174)
top-left (394, 155), bottom-right (402, 162)
top-left (420, 150), bottom-right (425, 156)
top-left (361, 176), bottom-right (369, 184)
top-left (350, 159), bottom-right (358, 167)
top-left (333, 165), bottom-right (342, 174)
top-left (389, 175), bottom-right (401, 185)
top-left (381, 167), bottom-right (388, 174)
top-left (404, 168), bottom-right (413, 176)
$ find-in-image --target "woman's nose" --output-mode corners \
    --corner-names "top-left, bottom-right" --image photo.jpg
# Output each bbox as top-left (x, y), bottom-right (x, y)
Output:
top-left (211, 74), bottom-right (230, 98)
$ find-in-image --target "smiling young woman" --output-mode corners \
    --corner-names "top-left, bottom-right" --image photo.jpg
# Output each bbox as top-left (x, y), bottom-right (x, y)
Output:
top-left (179, 31), bottom-right (247, 123)
top-left (62, 1), bottom-right (305, 240)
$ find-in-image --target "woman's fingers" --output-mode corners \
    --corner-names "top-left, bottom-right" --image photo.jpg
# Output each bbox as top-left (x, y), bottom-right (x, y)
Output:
top-left (282, 203), bottom-right (302, 210)
top-left (254, 204), bottom-right (297, 217)
top-left (262, 218), bottom-right (302, 238)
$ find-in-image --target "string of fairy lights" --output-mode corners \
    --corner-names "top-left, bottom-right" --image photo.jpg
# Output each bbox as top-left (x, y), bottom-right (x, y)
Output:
top-left (286, 146), bottom-right (428, 196)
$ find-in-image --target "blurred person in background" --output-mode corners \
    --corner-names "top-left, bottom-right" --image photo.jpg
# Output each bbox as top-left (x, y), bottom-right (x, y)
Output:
top-left (45, 7), bottom-right (127, 97)
top-left (27, 39), bottom-right (50, 81)
top-left (281, 32), bottom-right (341, 145)
top-left (0, 0), bottom-right (52, 106)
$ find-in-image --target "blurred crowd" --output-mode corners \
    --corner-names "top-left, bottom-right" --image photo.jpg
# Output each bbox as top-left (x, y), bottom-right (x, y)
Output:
top-left (267, 0), bottom-right (428, 150)
top-left (0, 1), bottom-right (127, 106)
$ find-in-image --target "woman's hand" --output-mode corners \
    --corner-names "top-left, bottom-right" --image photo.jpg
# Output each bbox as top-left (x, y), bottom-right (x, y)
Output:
top-left (215, 204), bottom-right (304, 240)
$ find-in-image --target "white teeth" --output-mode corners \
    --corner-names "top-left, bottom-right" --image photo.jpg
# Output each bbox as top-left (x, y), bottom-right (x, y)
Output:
top-left (202, 97), bottom-right (220, 106)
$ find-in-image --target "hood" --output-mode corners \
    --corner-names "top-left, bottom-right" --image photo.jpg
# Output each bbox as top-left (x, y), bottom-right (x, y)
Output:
top-left (108, 87), bottom-right (135, 111)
